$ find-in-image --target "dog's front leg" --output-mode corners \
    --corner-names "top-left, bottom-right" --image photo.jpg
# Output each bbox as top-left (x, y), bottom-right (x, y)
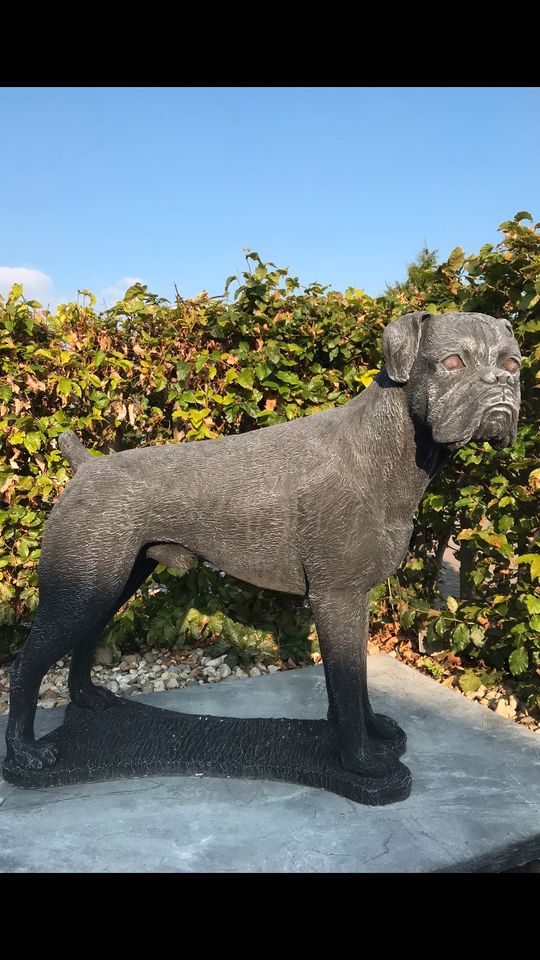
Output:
top-left (308, 585), bottom-right (400, 779)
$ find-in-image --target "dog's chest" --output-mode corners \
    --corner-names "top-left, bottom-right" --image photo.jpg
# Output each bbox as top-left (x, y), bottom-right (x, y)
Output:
top-left (368, 520), bottom-right (414, 586)
top-left (339, 512), bottom-right (414, 589)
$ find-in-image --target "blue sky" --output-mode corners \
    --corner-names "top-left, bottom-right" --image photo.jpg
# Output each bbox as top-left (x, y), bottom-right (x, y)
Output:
top-left (1, 87), bottom-right (539, 309)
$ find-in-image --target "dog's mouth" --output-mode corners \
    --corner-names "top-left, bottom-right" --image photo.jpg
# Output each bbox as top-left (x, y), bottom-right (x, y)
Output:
top-left (439, 435), bottom-right (473, 451)
top-left (433, 399), bottom-right (518, 452)
top-left (472, 402), bottom-right (516, 449)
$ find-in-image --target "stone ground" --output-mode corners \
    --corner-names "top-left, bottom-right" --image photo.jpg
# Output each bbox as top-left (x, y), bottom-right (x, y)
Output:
top-left (1, 658), bottom-right (539, 873)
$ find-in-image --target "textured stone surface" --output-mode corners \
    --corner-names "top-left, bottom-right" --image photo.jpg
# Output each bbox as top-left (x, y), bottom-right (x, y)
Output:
top-left (1, 656), bottom-right (539, 873)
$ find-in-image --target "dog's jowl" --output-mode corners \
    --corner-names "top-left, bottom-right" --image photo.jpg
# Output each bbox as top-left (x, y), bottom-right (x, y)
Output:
top-left (5, 312), bottom-right (521, 782)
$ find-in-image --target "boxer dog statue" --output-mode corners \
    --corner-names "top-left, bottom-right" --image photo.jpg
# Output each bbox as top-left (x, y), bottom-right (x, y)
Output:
top-left (5, 311), bottom-right (521, 794)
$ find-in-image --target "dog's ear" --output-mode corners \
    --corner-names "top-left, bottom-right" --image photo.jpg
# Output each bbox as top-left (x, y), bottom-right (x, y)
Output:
top-left (382, 311), bottom-right (431, 384)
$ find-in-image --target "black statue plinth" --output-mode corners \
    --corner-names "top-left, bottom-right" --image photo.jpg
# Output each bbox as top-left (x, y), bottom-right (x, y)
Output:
top-left (2, 699), bottom-right (411, 805)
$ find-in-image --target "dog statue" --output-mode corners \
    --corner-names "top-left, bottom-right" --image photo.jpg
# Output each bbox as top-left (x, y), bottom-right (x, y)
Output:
top-left (5, 311), bottom-right (521, 779)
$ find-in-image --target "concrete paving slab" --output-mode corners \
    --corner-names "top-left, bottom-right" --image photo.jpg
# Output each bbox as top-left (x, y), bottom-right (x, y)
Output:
top-left (0, 655), bottom-right (539, 873)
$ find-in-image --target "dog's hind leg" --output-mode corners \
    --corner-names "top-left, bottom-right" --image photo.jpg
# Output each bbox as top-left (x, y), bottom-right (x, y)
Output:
top-left (6, 607), bottom-right (73, 771)
top-left (5, 519), bottom-right (143, 771)
top-left (6, 595), bottom-right (125, 773)
top-left (67, 552), bottom-right (157, 710)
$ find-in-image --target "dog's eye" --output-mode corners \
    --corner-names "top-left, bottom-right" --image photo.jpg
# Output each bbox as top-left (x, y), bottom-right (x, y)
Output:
top-left (441, 354), bottom-right (465, 370)
top-left (502, 357), bottom-right (520, 374)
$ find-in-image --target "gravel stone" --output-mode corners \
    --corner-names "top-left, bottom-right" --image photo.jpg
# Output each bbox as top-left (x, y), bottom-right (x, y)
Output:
top-left (202, 655), bottom-right (226, 668)
top-left (495, 699), bottom-right (516, 720)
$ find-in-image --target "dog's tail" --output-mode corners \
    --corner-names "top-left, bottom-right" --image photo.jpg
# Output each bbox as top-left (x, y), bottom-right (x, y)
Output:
top-left (57, 431), bottom-right (94, 473)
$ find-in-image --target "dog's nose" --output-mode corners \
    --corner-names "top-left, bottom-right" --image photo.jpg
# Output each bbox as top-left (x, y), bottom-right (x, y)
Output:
top-left (480, 367), bottom-right (514, 386)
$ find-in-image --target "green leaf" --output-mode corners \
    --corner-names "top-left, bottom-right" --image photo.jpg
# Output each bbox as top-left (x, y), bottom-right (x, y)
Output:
top-left (446, 596), bottom-right (458, 614)
top-left (23, 433), bottom-right (42, 454)
top-left (237, 368), bottom-right (254, 390)
top-left (447, 246), bottom-right (465, 272)
top-left (508, 647), bottom-right (529, 676)
top-left (469, 625), bottom-right (485, 647)
top-left (524, 595), bottom-right (540, 615)
top-left (498, 515), bottom-right (514, 533)
top-left (266, 344), bottom-right (281, 365)
top-left (195, 354), bottom-right (207, 373)
top-left (77, 289), bottom-right (96, 306)
top-left (276, 370), bottom-right (301, 385)
top-left (57, 377), bottom-right (72, 397)
top-left (514, 211), bottom-right (533, 222)
top-left (175, 361), bottom-right (191, 382)
top-left (400, 608), bottom-right (415, 630)
top-left (451, 623), bottom-right (470, 652)
top-left (9, 282), bottom-right (23, 300)
top-left (458, 669), bottom-right (483, 693)
top-left (516, 554), bottom-right (540, 581)
top-left (123, 283), bottom-right (146, 300)
top-left (435, 618), bottom-right (447, 638)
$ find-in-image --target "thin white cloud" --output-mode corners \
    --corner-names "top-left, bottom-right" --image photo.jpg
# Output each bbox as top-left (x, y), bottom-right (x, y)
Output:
top-left (0, 267), bottom-right (55, 305)
top-left (99, 277), bottom-right (144, 307)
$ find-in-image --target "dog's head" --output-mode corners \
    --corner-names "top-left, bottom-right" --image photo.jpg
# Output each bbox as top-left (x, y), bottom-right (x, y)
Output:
top-left (382, 311), bottom-right (521, 450)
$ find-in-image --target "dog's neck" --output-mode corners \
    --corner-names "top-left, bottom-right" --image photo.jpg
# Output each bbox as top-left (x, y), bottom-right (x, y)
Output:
top-left (343, 370), bottom-right (450, 524)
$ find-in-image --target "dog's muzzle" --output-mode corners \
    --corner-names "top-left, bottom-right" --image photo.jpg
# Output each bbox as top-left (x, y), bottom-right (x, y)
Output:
top-left (473, 399), bottom-right (517, 449)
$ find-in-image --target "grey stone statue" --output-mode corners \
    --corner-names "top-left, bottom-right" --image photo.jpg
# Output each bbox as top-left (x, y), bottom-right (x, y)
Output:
top-left (5, 311), bottom-right (521, 796)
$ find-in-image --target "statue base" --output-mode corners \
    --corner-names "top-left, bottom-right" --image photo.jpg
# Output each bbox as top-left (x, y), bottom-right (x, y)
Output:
top-left (2, 698), bottom-right (411, 805)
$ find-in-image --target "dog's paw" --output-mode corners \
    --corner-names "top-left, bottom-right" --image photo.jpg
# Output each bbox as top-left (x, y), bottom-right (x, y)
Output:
top-left (367, 712), bottom-right (406, 744)
top-left (70, 683), bottom-right (124, 711)
top-left (339, 742), bottom-right (401, 779)
top-left (5, 739), bottom-right (59, 771)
